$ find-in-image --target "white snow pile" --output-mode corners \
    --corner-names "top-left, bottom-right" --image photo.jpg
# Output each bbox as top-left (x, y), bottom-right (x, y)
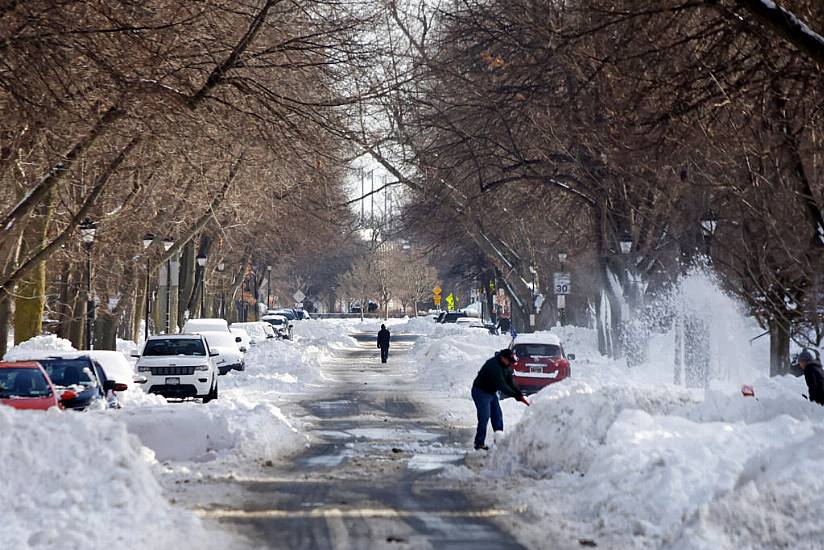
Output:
top-left (121, 398), bottom-right (305, 463)
top-left (220, 337), bottom-right (325, 395)
top-left (487, 380), bottom-right (696, 477)
top-left (0, 406), bottom-right (230, 550)
top-left (485, 369), bottom-right (824, 548)
top-left (291, 318), bottom-right (358, 348)
top-left (3, 333), bottom-right (76, 360)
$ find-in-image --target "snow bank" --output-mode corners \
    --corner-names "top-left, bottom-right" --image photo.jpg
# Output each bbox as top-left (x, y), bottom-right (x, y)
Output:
top-left (484, 370), bottom-right (824, 548)
top-left (0, 406), bottom-right (230, 550)
top-left (122, 399), bottom-right (304, 463)
top-left (488, 380), bottom-right (696, 477)
top-left (3, 334), bottom-right (76, 360)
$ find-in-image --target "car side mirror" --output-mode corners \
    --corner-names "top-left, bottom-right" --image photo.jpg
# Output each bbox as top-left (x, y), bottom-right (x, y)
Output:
top-left (130, 353), bottom-right (141, 358)
top-left (114, 382), bottom-right (128, 392)
top-left (209, 351), bottom-right (219, 357)
top-left (267, 334), bottom-right (275, 339)
top-left (133, 375), bottom-right (148, 384)
top-left (60, 390), bottom-right (78, 402)
top-left (235, 336), bottom-right (242, 343)
top-left (567, 353), bottom-right (576, 361)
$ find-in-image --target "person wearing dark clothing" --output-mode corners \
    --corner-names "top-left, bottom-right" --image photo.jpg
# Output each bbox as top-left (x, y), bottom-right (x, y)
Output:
top-left (798, 349), bottom-right (824, 405)
top-left (495, 316), bottom-right (512, 335)
top-left (471, 349), bottom-right (529, 450)
top-left (377, 324), bottom-right (391, 364)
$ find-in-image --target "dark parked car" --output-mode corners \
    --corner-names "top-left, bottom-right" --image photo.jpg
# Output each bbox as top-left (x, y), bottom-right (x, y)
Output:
top-left (439, 312), bottom-right (469, 324)
top-left (34, 355), bottom-right (125, 411)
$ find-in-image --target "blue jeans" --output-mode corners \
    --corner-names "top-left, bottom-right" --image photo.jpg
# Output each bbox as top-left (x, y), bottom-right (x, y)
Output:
top-left (471, 386), bottom-right (503, 448)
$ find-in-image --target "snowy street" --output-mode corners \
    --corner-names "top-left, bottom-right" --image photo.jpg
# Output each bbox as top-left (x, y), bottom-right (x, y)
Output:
top-left (180, 331), bottom-right (526, 549)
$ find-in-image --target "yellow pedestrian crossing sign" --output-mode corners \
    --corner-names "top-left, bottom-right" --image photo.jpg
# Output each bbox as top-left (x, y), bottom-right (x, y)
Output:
top-left (445, 292), bottom-right (455, 310)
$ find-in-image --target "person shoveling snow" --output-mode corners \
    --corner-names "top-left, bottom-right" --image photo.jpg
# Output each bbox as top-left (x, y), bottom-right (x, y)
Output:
top-left (798, 349), bottom-right (824, 405)
top-left (471, 348), bottom-right (529, 451)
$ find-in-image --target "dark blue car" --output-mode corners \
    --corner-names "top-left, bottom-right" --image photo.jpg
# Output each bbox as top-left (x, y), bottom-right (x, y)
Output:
top-left (36, 356), bottom-right (124, 411)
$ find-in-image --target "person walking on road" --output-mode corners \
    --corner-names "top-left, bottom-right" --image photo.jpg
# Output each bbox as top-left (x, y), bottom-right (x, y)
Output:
top-left (798, 349), bottom-right (824, 405)
top-left (471, 349), bottom-right (529, 450)
top-left (377, 324), bottom-right (391, 364)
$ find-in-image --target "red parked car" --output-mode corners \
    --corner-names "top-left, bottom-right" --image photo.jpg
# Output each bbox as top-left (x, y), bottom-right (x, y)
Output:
top-left (0, 361), bottom-right (72, 411)
top-left (509, 334), bottom-right (574, 395)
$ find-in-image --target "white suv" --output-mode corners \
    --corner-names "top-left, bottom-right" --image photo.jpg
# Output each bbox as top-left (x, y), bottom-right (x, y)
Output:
top-left (135, 335), bottom-right (218, 402)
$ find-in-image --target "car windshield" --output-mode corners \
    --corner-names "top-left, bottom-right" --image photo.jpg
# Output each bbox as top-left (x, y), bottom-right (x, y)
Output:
top-left (264, 317), bottom-right (285, 326)
top-left (274, 310), bottom-right (295, 320)
top-left (39, 359), bottom-right (95, 388)
top-left (143, 338), bottom-right (206, 356)
top-left (444, 313), bottom-right (466, 322)
top-left (0, 368), bottom-right (52, 398)
top-left (514, 343), bottom-right (562, 358)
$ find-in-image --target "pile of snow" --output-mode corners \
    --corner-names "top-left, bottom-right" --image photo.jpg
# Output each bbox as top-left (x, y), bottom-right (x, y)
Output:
top-left (3, 334), bottom-right (76, 361)
top-left (483, 362), bottom-right (824, 548)
top-left (487, 380), bottom-right (696, 477)
top-left (121, 399), bottom-right (304, 463)
top-left (0, 406), bottom-right (231, 550)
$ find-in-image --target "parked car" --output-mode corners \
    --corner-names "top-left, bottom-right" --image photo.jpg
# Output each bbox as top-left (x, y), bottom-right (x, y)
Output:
top-left (183, 318), bottom-right (230, 334)
top-left (508, 333), bottom-right (574, 395)
top-left (297, 309), bottom-right (311, 320)
top-left (33, 355), bottom-right (125, 410)
top-left (261, 314), bottom-right (292, 339)
top-left (455, 316), bottom-right (495, 333)
top-left (230, 321), bottom-right (276, 345)
top-left (195, 331), bottom-right (245, 375)
top-left (439, 312), bottom-right (469, 324)
top-left (84, 350), bottom-right (136, 388)
top-left (0, 361), bottom-right (63, 410)
top-left (134, 334), bottom-right (218, 402)
top-left (269, 309), bottom-right (297, 322)
top-left (229, 327), bottom-right (250, 353)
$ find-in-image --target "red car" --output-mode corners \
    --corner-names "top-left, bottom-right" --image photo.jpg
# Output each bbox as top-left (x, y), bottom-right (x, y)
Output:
top-left (0, 361), bottom-right (72, 411)
top-left (509, 334), bottom-right (574, 395)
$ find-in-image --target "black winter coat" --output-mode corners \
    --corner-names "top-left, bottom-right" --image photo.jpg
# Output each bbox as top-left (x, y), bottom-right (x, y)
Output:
top-left (804, 361), bottom-right (824, 405)
top-left (472, 353), bottom-right (523, 400)
top-left (377, 328), bottom-right (391, 349)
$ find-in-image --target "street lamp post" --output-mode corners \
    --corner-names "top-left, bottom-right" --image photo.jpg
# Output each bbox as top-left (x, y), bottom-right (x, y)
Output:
top-left (196, 250), bottom-right (208, 317)
top-left (142, 233), bottom-right (154, 342)
top-left (162, 237), bottom-right (174, 333)
top-left (700, 210), bottom-right (718, 260)
top-left (216, 262), bottom-right (225, 318)
top-left (79, 217), bottom-right (97, 350)
top-left (266, 265), bottom-right (272, 312)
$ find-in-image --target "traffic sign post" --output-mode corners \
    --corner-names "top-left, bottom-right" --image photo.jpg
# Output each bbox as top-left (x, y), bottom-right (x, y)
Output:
top-left (553, 273), bottom-right (570, 325)
top-left (553, 272), bottom-right (571, 295)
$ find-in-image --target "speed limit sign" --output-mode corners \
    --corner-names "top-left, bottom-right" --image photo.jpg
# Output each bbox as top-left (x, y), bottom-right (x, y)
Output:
top-left (553, 272), bottom-right (571, 295)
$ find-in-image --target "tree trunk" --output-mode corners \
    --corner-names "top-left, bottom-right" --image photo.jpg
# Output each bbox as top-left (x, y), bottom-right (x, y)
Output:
top-left (94, 311), bottom-right (117, 351)
top-left (177, 242), bottom-right (195, 328)
top-left (769, 317), bottom-right (791, 377)
top-left (0, 291), bottom-right (11, 353)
